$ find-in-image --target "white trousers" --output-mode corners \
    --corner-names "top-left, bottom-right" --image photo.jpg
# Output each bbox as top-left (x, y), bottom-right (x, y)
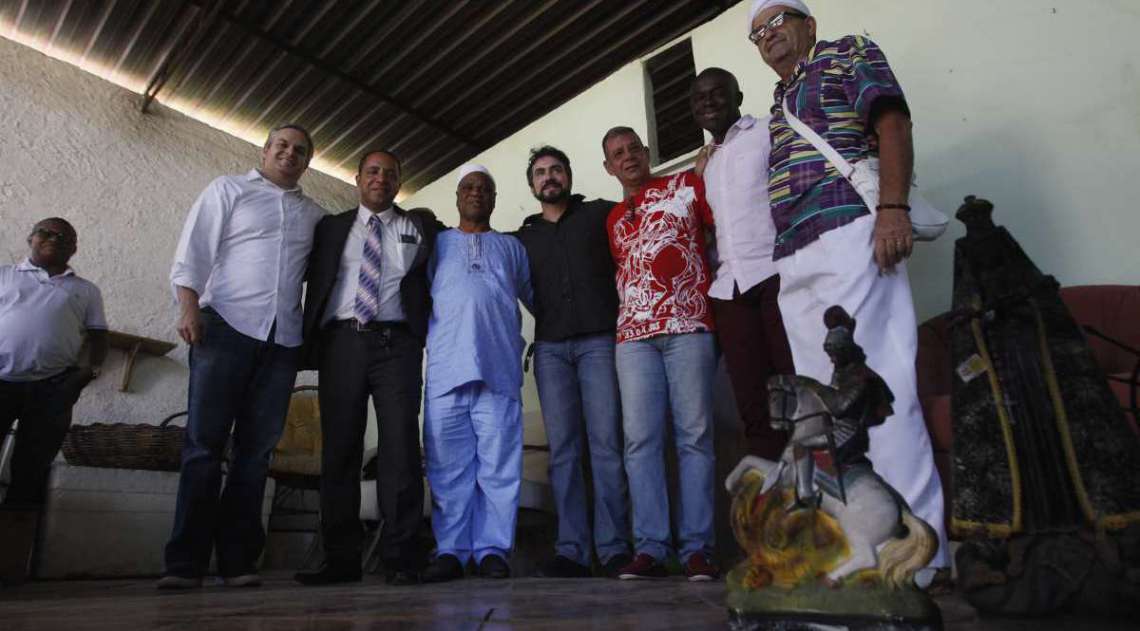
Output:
top-left (776, 215), bottom-right (950, 567)
top-left (423, 382), bottom-right (523, 565)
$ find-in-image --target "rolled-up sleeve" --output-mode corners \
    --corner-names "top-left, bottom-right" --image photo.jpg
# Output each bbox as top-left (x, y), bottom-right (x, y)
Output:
top-left (85, 285), bottom-right (108, 330)
top-left (170, 177), bottom-right (232, 299)
top-left (839, 35), bottom-right (909, 126)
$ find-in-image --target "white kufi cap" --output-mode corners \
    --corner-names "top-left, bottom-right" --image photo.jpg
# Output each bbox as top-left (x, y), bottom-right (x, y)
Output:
top-left (748, 0), bottom-right (812, 33)
top-left (457, 163), bottom-right (494, 187)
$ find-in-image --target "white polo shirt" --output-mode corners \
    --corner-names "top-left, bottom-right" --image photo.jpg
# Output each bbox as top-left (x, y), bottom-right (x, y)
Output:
top-left (703, 114), bottom-right (779, 300)
top-left (0, 259), bottom-right (107, 382)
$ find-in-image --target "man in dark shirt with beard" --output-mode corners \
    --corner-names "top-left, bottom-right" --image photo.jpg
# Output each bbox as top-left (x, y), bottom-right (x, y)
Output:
top-left (513, 146), bottom-right (631, 578)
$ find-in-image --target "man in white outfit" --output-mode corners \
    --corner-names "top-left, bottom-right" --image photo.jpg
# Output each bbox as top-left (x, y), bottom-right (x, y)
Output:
top-left (747, 0), bottom-right (950, 578)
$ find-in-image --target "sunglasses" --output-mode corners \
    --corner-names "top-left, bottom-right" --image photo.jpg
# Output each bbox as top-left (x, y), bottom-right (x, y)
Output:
top-left (748, 11), bottom-right (807, 44)
top-left (32, 227), bottom-right (76, 244)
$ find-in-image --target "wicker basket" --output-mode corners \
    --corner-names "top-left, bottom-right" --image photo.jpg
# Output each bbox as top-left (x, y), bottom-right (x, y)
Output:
top-left (61, 412), bottom-right (187, 471)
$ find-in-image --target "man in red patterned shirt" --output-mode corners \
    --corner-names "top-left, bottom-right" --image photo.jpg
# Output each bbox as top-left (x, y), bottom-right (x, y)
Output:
top-left (602, 126), bottom-right (719, 581)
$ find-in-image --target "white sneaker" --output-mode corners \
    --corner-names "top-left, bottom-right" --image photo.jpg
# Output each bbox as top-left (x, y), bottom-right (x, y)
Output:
top-left (156, 575), bottom-right (202, 590)
top-left (223, 574), bottom-right (262, 587)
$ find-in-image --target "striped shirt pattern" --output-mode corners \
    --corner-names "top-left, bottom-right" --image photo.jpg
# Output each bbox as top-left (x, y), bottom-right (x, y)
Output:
top-left (768, 35), bottom-right (907, 259)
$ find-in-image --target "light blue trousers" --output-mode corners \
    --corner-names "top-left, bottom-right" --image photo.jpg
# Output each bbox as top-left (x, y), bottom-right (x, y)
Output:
top-left (423, 381), bottom-right (522, 564)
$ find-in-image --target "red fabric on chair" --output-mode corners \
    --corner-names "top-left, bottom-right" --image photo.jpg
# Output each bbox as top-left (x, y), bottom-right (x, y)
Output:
top-left (1059, 285), bottom-right (1140, 376)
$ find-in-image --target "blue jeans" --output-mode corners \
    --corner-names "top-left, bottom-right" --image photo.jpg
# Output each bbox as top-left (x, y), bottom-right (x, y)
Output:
top-left (164, 309), bottom-right (299, 578)
top-left (533, 333), bottom-right (629, 566)
top-left (615, 332), bottom-right (716, 563)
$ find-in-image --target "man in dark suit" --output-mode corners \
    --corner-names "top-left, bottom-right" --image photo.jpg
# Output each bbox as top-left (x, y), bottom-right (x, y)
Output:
top-left (295, 149), bottom-right (444, 586)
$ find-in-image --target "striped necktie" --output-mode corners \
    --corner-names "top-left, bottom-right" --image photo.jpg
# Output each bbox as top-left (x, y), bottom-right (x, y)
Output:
top-left (354, 214), bottom-right (383, 324)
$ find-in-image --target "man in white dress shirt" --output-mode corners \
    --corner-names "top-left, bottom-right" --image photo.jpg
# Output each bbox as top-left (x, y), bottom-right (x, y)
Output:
top-left (691, 67), bottom-right (795, 460)
top-left (161, 124), bottom-right (327, 589)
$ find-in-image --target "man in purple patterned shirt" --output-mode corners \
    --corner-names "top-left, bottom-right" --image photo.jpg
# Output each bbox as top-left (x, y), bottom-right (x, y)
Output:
top-left (747, 0), bottom-right (950, 579)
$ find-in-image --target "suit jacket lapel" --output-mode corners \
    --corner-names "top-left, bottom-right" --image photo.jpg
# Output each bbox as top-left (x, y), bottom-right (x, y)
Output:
top-left (318, 210), bottom-right (355, 305)
top-left (330, 209), bottom-right (355, 265)
top-left (402, 206), bottom-right (431, 271)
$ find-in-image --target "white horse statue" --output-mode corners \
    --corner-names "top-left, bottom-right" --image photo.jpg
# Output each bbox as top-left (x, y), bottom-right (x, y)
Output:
top-left (726, 375), bottom-right (937, 587)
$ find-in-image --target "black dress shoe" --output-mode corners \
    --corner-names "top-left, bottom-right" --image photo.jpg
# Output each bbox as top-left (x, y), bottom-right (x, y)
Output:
top-left (536, 554), bottom-right (591, 578)
top-left (294, 563), bottom-right (362, 586)
top-left (421, 554), bottom-right (464, 583)
top-left (478, 554), bottom-right (510, 579)
top-left (385, 569), bottom-right (420, 585)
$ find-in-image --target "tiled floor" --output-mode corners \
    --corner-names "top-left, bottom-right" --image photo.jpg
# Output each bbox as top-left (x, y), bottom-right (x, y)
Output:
top-left (0, 573), bottom-right (1132, 631)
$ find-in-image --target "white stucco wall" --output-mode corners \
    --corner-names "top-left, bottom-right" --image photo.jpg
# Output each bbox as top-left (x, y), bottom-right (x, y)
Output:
top-left (0, 36), bottom-right (357, 427)
top-left (406, 0), bottom-right (1140, 323)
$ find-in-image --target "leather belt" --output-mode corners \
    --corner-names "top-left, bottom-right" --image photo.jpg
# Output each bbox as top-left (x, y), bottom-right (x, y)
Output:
top-left (330, 319), bottom-right (408, 333)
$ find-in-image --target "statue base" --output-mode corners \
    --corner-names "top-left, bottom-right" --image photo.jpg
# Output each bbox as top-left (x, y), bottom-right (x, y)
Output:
top-left (726, 566), bottom-right (943, 631)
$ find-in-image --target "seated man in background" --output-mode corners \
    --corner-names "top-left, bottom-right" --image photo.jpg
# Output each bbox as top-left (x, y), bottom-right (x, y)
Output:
top-left (0, 217), bottom-right (107, 507)
top-left (0, 217), bottom-right (106, 584)
top-left (420, 165), bottom-right (533, 583)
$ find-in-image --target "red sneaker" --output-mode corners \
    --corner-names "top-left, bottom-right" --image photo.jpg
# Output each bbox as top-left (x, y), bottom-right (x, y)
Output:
top-left (684, 552), bottom-right (719, 582)
top-left (617, 553), bottom-right (668, 580)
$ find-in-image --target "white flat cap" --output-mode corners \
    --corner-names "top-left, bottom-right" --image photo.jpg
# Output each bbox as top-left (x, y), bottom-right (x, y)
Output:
top-left (748, 0), bottom-right (812, 33)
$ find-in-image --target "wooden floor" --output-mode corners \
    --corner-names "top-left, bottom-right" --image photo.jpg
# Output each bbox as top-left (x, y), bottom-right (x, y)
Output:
top-left (0, 572), bottom-right (1132, 631)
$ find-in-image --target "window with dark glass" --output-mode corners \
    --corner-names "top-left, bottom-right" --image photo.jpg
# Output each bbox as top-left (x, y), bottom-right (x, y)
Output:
top-left (645, 39), bottom-right (703, 165)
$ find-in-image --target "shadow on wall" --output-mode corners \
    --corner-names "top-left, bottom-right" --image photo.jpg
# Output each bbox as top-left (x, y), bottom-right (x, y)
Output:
top-left (907, 130), bottom-right (1059, 321)
top-left (71, 352), bottom-right (188, 427)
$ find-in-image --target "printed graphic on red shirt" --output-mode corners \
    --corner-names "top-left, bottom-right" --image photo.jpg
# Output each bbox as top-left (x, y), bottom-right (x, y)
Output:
top-left (607, 172), bottom-right (714, 344)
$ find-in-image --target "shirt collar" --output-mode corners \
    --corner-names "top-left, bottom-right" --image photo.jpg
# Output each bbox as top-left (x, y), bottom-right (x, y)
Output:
top-left (778, 41), bottom-right (822, 92)
top-left (247, 168), bottom-right (304, 195)
top-left (717, 114), bottom-right (757, 146)
top-left (16, 258), bottom-right (74, 277)
top-left (358, 204), bottom-right (396, 226)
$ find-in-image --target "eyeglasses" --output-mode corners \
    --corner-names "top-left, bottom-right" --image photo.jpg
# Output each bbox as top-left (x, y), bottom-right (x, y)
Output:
top-left (748, 11), bottom-right (806, 44)
top-left (32, 227), bottom-right (75, 244)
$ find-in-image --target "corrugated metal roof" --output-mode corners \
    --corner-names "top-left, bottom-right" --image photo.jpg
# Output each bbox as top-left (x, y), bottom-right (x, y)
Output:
top-left (0, 0), bottom-right (741, 191)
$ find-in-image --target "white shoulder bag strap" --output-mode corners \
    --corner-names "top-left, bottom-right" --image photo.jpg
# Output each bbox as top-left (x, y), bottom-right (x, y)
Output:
top-left (780, 96), bottom-right (949, 241)
top-left (782, 96), bottom-right (857, 181)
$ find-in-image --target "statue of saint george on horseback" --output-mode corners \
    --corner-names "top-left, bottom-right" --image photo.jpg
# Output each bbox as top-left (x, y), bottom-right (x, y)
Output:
top-left (727, 306), bottom-right (938, 589)
top-left (774, 305), bottom-right (894, 511)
